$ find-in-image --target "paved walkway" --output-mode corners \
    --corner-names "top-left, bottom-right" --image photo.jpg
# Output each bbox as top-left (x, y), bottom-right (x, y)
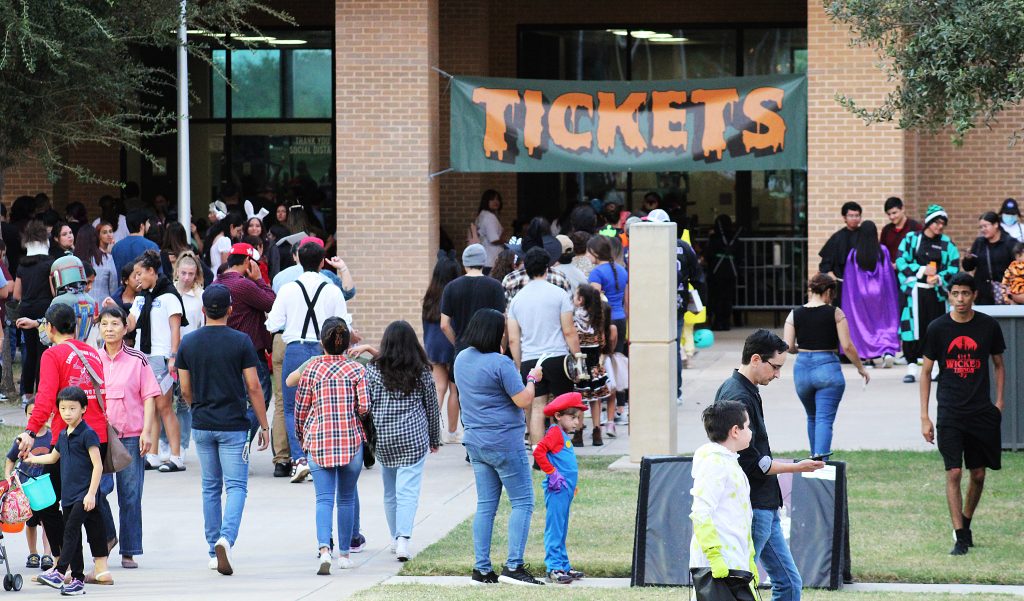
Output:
top-left (0, 331), bottom-right (957, 599)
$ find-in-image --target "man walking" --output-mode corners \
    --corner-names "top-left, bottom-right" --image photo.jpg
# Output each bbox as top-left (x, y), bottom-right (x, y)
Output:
top-left (818, 202), bottom-right (862, 304)
top-left (919, 273), bottom-right (1004, 556)
top-left (508, 248), bottom-right (581, 445)
top-left (177, 284), bottom-right (270, 575)
top-left (714, 329), bottom-right (824, 601)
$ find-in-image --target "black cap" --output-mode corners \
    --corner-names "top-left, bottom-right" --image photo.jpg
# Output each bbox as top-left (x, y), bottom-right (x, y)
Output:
top-left (202, 284), bottom-right (232, 314)
top-left (1000, 198), bottom-right (1019, 216)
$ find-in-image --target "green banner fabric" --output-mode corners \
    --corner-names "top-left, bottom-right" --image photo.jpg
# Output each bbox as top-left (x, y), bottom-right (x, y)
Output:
top-left (451, 74), bottom-right (806, 173)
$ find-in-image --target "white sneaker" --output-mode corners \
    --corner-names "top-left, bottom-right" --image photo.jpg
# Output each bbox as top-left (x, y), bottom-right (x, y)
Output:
top-left (390, 540), bottom-right (397, 554)
top-left (882, 354), bottom-right (895, 369)
top-left (395, 537), bottom-right (410, 562)
top-left (214, 537), bottom-right (233, 575)
top-left (208, 557), bottom-right (218, 570)
top-left (336, 555), bottom-right (353, 569)
top-left (317, 550), bottom-right (332, 575)
top-left (291, 460), bottom-right (310, 483)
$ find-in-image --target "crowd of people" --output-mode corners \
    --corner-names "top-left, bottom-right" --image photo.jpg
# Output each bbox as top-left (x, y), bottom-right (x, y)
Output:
top-left (0, 184), bottom-right (1014, 596)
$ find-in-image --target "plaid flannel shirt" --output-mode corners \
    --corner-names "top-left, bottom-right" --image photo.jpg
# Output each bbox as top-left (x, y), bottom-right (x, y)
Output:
top-left (295, 355), bottom-right (368, 468)
top-left (365, 364), bottom-right (441, 467)
top-left (501, 267), bottom-right (573, 303)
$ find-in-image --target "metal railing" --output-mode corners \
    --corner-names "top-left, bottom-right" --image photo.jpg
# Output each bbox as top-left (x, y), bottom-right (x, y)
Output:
top-left (697, 237), bottom-right (808, 310)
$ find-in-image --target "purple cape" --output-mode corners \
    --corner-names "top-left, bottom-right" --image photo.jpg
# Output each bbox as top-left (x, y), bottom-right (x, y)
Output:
top-left (841, 246), bottom-right (901, 359)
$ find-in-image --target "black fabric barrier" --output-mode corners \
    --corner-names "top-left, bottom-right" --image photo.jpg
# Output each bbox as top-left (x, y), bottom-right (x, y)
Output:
top-left (631, 455), bottom-right (848, 589)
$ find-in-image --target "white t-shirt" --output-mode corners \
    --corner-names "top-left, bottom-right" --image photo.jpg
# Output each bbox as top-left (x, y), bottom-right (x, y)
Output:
top-left (129, 292), bottom-right (184, 357)
top-left (507, 279), bottom-right (573, 361)
top-left (210, 235), bottom-right (232, 272)
top-left (179, 287), bottom-right (205, 337)
top-left (1002, 220), bottom-right (1024, 243)
top-left (476, 210), bottom-right (502, 268)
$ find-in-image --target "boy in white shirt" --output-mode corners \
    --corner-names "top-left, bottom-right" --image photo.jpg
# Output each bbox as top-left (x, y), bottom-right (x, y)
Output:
top-left (690, 400), bottom-right (758, 600)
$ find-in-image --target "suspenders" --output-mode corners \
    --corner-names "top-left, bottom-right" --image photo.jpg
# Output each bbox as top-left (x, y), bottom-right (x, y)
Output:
top-left (296, 280), bottom-right (328, 340)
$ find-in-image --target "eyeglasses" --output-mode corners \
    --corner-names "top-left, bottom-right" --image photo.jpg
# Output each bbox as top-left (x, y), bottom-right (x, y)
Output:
top-left (766, 360), bottom-right (784, 372)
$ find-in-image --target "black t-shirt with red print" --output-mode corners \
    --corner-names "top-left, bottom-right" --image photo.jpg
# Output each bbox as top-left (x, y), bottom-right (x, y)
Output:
top-left (923, 312), bottom-right (1005, 424)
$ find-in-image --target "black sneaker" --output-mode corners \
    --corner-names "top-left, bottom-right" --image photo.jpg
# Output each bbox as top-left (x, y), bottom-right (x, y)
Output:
top-left (499, 564), bottom-right (545, 586)
top-left (950, 529), bottom-right (970, 556)
top-left (546, 570), bottom-right (573, 584)
top-left (471, 569), bottom-right (499, 584)
top-left (273, 463), bottom-right (290, 478)
top-left (964, 528), bottom-right (974, 548)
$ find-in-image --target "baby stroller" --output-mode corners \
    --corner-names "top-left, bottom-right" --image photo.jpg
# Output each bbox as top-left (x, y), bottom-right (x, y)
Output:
top-left (0, 476), bottom-right (25, 592)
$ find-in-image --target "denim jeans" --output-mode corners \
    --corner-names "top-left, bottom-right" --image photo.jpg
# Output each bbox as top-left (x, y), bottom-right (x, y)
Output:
top-left (98, 474), bottom-right (116, 543)
top-left (752, 509), bottom-right (802, 601)
top-left (114, 436), bottom-right (145, 555)
top-left (382, 454), bottom-right (427, 539)
top-left (161, 385), bottom-right (192, 451)
top-left (308, 446), bottom-right (363, 553)
top-left (193, 429), bottom-right (249, 555)
top-left (466, 444), bottom-right (534, 573)
top-left (793, 352), bottom-right (846, 456)
top-left (283, 342), bottom-right (322, 461)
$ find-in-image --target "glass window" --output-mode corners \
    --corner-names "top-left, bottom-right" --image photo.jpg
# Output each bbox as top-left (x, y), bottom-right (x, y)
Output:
top-left (519, 29), bottom-right (627, 80)
top-left (288, 50), bottom-right (332, 118)
top-left (212, 50), bottom-right (227, 119)
top-left (631, 29), bottom-right (737, 80)
top-left (743, 29), bottom-right (808, 76)
top-left (230, 49), bottom-right (282, 118)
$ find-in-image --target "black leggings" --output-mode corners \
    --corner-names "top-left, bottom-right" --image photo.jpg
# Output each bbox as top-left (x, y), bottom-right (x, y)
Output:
top-left (21, 328), bottom-right (43, 394)
top-left (57, 501), bottom-right (108, 580)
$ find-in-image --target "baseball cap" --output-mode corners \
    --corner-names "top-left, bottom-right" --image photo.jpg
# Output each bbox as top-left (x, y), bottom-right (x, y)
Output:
top-left (299, 236), bottom-right (324, 248)
top-left (543, 392), bottom-right (587, 417)
top-left (645, 209), bottom-right (672, 223)
top-left (202, 284), bottom-right (232, 314)
top-left (1000, 198), bottom-right (1020, 216)
top-left (462, 243), bottom-right (487, 268)
top-left (229, 242), bottom-right (260, 262)
top-left (556, 235), bottom-right (573, 255)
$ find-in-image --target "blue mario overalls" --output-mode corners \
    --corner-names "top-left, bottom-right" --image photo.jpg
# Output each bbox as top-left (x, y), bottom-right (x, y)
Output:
top-left (534, 424), bottom-right (578, 573)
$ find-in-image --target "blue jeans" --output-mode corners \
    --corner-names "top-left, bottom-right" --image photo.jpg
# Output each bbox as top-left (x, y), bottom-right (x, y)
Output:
top-left (114, 437), bottom-right (145, 555)
top-left (98, 474), bottom-right (116, 543)
top-left (382, 454), bottom-right (426, 539)
top-left (752, 509), bottom-right (802, 601)
top-left (308, 446), bottom-right (362, 553)
top-left (283, 342), bottom-right (322, 462)
top-left (162, 386), bottom-right (192, 450)
top-left (466, 444), bottom-right (534, 573)
top-left (793, 352), bottom-right (845, 456)
top-left (193, 429), bottom-right (249, 555)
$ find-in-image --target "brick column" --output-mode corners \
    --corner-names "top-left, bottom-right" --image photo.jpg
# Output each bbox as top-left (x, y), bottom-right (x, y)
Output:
top-left (807, 1), bottom-right (907, 269)
top-left (335, 0), bottom-right (440, 342)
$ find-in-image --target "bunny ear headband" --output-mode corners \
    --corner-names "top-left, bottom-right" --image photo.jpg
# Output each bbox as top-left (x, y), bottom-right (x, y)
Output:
top-left (209, 201), bottom-right (227, 221)
top-left (244, 199), bottom-right (270, 222)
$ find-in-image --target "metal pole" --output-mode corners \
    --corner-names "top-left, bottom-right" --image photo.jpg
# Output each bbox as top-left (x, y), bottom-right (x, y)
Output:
top-left (176, 0), bottom-right (192, 243)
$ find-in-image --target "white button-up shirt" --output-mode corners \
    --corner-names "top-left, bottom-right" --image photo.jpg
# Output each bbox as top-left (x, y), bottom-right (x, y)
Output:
top-left (265, 271), bottom-right (351, 344)
top-left (689, 442), bottom-right (753, 571)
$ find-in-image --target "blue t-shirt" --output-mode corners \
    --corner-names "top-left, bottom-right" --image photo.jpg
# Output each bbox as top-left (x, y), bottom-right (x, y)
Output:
top-left (453, 347), bottom-right (527, 451)
top-left (56, 422), bottom-right (100, 506)
top-left (7, 431), bottom-right (52, 479)
top-left (589, 263), bottom-right (628, 320)
top-left (111, 235), bottom-right (160, 276)
top-left (177, 325), bottom-right (259, 432)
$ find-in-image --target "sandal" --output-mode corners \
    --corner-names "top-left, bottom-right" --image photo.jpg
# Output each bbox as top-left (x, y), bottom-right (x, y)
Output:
top-left (121, 557), bottom-right (138, 569)
top-left (85, 571), bottom-right (114, 585)
top-left (40, 555), bottom-right (54, 571)
top-left (158, 461), bottom-right (186, 473)
top-left (26, 553), bottom-right (40, 569)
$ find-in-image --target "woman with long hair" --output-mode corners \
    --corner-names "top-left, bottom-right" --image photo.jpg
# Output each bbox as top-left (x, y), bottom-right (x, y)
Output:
top-left (421, 255), bottom-right (462, 441)
top-left (13, 220), bottom-right (54, 398)
top-left (962, 212), bottom-right (1017, 305)
top-left (840, 220), bottom-right (901, 365)
top-left (784, 273), bottom-right (870, 457)
top-left (75, 223), bottom-right (117, 304)
top-left (474, 190), bottom-right (504, 272)
top-left (453, 308), bottom-right (544, 585)
top-left (348, 321), bottom-right (440, 561)
top-left (203, 212), bottom-right (244, 273)
top-left (293, 318), bottom-right (368, 574)
top-left (48, 221), bottom-right (75, 259)
top-left (587, 234), bottom-right (628, 439)
top-left (489, 249), bottom-right (519, 284)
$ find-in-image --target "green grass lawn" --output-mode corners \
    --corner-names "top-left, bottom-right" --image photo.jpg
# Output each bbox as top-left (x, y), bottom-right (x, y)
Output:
top-left (354, 585), bottom-right (1017, 601)
top-left (401, 452), bottom-right (1024, 584)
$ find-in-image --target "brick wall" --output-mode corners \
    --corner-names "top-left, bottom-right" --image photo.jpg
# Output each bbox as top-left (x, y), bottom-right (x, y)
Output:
top-left (336, 0), bottom-right (439, 342)
top-left (1, 162), bottom-right (53, 208)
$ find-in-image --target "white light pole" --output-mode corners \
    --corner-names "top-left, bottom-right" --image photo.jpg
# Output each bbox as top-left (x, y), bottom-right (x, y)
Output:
top-left (176, 0), bottom-right (192, 242)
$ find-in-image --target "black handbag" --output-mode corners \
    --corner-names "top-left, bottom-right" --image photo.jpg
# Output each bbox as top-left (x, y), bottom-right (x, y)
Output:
top-left (359, 412), bottom-right (377, 469)
top-left (690, 568), bottom-right (759, 601)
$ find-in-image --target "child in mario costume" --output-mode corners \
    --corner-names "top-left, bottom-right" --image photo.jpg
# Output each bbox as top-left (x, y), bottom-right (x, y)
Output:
top-left (532, 392), bottom-right (587, 584)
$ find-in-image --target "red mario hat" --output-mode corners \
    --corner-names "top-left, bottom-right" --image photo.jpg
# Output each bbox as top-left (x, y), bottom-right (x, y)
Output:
top-left (543, 392), bottom-right (587, 417)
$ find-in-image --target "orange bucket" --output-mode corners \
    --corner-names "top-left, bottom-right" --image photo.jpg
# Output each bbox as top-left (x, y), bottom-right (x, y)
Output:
top-left (1, 521), bottom-right (24, 534)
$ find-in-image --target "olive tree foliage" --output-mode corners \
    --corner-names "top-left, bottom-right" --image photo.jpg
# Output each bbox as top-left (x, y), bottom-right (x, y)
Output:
top-left (824, 0), bottom-right (1024, 143)
top-left (0, 0), bottom-right (290, 191)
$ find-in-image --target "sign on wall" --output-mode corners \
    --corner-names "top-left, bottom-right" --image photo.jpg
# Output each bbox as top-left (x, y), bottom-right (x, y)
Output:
top-left (451, 74), bottom-right (806, 173)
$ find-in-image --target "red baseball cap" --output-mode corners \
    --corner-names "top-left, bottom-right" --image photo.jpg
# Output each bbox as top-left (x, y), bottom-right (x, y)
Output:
top-left (543, 392), bottom-right (587, 417)
top-left (299, 236), bottom-right (324, 248)
top-left (229, 242), bottom-right (260, 262)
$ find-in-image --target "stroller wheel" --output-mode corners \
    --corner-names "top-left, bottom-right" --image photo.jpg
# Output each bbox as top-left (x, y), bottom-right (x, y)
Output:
top-left (11, 574), bottom-right (21, 591)
top-left (2, 574), bottom-right (10, 591)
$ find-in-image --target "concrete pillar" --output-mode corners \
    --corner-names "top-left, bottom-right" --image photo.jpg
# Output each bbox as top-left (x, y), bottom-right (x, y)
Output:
top-left (627, 223), bottom-right (678, 462)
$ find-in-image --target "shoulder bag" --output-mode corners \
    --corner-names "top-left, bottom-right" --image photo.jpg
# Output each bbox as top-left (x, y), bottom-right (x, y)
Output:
top-left (64, 342), bottom-right (133, 473)
top-left (985, 247), bottom-right (1010, 305)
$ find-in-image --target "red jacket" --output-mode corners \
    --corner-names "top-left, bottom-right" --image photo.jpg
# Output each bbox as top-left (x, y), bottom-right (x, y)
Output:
top-left (28, 340), bottom-right (108, 444)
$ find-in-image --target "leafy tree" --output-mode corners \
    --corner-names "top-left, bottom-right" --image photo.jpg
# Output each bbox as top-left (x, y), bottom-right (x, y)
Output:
top-left (824, 0), bottom-right (1024, 142)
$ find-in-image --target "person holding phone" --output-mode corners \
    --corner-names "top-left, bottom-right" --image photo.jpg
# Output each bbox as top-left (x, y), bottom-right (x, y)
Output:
top-left (714, 329), bottom-right (824, 601)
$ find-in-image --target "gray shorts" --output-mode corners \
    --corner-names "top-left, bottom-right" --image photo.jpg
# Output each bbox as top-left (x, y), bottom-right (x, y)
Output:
top-left (149, 355), bottom-right (174, 395)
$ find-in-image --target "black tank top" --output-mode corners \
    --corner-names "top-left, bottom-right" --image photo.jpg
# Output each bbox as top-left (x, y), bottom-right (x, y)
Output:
top-left (793, 304), bottom-right (839, 351)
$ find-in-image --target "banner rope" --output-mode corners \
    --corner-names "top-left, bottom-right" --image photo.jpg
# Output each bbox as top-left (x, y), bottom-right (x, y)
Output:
top-left (428, 167), bottom-right (453, 179)
top-left (432, 66), bottom-right (454, 94)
